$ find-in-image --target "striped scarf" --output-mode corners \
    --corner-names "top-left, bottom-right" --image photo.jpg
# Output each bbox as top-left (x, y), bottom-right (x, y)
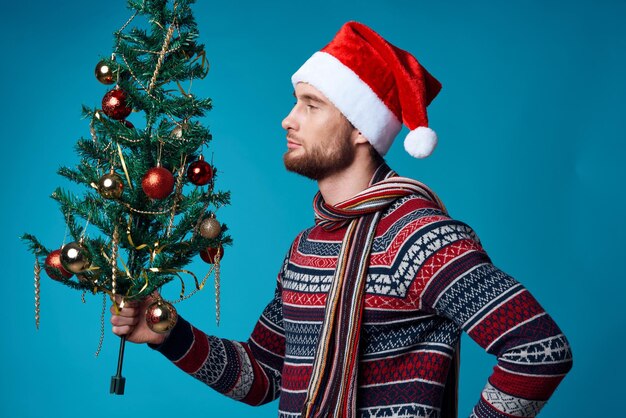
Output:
top-left (302, 163), bottom-right (456, 418)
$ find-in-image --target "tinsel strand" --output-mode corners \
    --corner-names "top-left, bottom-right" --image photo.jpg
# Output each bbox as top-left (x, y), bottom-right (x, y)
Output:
top-left (166, 156), bottom-right (187, 237)
top-left (34, 258), bottom-right (41, 330)
top-left (117, 144), bottom-right (134, 190)
top-left (95, 293), bottom-right (107, 357)
top-left (170, 263), bottom-right (215, 303)
top-left (147, 17), bottom-right (177, 93)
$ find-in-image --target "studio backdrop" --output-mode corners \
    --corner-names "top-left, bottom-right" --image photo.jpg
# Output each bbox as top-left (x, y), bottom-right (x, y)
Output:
top-left (2, 0), bottom-right (624, 417)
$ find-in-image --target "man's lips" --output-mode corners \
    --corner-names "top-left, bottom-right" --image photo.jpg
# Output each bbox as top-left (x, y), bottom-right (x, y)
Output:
top-left (287, 138), bottom-right (302, 149)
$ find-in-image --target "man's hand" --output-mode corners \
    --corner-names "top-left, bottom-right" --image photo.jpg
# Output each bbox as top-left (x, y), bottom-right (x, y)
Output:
top-left (110, 294), bottom-right (169, 346)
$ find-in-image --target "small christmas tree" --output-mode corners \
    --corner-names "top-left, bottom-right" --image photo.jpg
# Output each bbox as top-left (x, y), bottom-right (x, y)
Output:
top-left (22, 0), bottom-right (230, 394)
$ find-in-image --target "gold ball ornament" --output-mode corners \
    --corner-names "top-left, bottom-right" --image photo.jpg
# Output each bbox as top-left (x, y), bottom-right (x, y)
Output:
top-left (171, 120), bottom-right (190, 140)
top-left (95, 60), bottom-right (116, 85)
top-left (60, 242), bottom-right (92, 274)
top-left (171, 125), bottom-right (184, 139)
top-left (97, 172), bottom-right (124, 199)
top-left (145, 300), bottom-right (178, 333)
top-left (199, 216), bottom-right (221, 239)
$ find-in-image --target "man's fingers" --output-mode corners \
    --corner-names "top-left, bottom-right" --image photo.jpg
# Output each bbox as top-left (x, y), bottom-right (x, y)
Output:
top-left (123, 300), bottom-right (140, 308)
top-left (110, 298), bottom-right (144, 339)
top-left (112, 324), bottom-right (134, 336)
top-left (111, 313), bottom-right (138, 336)
top-left (110, 304), bottom-right (140, 318)
top-left (110, 312), bottom-right (139, 327)
top-left (112, 297), bottom-right (140, 310)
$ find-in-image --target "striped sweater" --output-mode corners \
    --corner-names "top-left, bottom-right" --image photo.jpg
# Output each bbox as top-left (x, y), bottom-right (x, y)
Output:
top-left (153, 193), bottom-right (573, 417)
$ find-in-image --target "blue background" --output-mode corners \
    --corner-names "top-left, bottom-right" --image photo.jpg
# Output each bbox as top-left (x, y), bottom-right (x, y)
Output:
top-left (3, 0), bottom-right (624, 416)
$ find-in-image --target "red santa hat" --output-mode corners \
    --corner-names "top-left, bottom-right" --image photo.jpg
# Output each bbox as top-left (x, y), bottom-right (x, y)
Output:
top-left (292, 21), bottom-right (442, 158)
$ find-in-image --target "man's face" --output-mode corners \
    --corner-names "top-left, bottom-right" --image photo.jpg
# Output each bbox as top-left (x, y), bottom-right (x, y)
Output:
top-left (282, 83), bottom-right (357, 180)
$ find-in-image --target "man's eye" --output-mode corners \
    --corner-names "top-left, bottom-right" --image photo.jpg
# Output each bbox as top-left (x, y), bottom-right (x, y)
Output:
top-left (307, 104), bottom-right (317, 109)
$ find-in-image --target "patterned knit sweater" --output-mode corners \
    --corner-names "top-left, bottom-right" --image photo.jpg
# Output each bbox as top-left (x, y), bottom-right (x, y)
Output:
top-left (153, 193), bottom-right (573, 417)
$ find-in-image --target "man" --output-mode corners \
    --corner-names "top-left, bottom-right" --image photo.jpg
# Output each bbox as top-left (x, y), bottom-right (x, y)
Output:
top-left (111, 22), bottom-right (572, 418)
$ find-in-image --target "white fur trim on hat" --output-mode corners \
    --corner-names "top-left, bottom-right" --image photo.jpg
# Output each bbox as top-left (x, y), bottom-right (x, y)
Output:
top-left (403, 127), bottom-right (437, 158)
top-left (292, 51), bottom-right (402, 156)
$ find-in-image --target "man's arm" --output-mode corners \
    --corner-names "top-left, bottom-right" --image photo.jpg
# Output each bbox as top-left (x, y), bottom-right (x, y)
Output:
top-left (111, 276), bottom-right (286, 406)
top-left (419, 220), bottom-right (573, 417)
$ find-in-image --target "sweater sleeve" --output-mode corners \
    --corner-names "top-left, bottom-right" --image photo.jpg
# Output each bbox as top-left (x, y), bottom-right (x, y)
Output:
top-left (150, 265), bottom-right (287, 406)
top-left (419, 219), bottom-right (573, 417)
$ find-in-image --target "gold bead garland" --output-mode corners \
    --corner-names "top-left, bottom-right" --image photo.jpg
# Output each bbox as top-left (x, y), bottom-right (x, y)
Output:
top-left (215, 253), bottom-right (221, 327)
top-left (34, 258), bottom-right (41, 330)
top-left (111, 226), bottom-right (119, 298)
top-left (95, 293), bottom-right (107, 357)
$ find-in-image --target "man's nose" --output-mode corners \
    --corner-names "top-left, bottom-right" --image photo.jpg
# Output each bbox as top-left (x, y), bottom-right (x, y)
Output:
top-left (282, 107), bottom-right (298, 131)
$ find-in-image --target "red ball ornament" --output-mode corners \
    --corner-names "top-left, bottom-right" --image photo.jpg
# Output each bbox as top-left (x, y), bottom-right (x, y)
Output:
top-left (200, 245), bottom-right (223, 264)
top-left (102, 88), bottom-right (132, 120)
top-left (187, 156), bottom-right (213, 186)
top-left (141, 166), bottom-right (175, 199)
top-left (44, 249), bottom-right (73, 281)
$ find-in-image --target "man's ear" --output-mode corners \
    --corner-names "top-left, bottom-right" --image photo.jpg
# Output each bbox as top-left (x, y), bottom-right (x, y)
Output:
top-left (353, 129), bottom-right (369, 145)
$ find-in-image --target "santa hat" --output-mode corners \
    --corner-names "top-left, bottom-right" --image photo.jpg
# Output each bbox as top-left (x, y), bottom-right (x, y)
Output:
top-left (291, 21), bottom-right (442, 158)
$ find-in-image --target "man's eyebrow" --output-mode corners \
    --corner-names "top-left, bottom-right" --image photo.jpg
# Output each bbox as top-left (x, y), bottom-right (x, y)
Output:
top-left (293, 91), bottom-right (326, 104)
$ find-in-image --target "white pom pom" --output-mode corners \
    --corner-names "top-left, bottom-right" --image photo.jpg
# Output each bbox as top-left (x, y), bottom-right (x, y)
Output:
top-left (403, 127), bottom-right (437, 158)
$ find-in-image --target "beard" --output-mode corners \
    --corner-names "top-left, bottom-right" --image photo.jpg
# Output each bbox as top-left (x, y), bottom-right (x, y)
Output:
top-left (283, 134), bottom-right (355, 180)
